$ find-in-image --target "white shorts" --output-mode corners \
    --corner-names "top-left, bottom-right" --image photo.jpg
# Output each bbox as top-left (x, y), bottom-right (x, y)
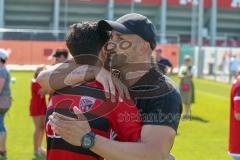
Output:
top-left (229, 152), bottom-right (240, 159)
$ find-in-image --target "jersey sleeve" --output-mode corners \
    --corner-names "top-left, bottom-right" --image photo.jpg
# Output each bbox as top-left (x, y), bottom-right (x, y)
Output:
top-left (32, 81), bottom-right (41, 94)
top-left (166, 60), bottom-right (173, 67)
top-left (109, 100), bottom-right (142, 142)
top-left (234, 91), bottom-right (240, 113)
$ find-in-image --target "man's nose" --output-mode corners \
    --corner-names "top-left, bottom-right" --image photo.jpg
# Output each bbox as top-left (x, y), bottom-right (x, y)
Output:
top-left (105, 42), bottom-right (116, 51)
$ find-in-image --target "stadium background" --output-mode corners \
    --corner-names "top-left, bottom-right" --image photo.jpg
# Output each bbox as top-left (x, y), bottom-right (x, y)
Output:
top-left (0, 0), bottom-right (240, 77)
top-left (0, 0), bottom-right (239, 159)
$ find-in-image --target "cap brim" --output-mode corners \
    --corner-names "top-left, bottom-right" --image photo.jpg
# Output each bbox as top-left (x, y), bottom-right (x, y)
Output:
top-left (0, 49), bottom-right (9, 59)
top-left (50, 53), bottom-right (57, 58)
top-left (49, 52), bottom-right (60, 60)
top-left (52, 54), bottom-right (59, 58)
top-left (98, 20), bottom-right (133, 34)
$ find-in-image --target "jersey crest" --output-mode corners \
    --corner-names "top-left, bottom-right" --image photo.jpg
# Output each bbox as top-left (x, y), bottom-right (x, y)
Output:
top-left (79, 96), bottom-right (96, 112)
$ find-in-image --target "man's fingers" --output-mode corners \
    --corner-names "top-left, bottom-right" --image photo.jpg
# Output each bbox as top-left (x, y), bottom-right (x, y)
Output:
top-left (109, 78), bottom-right (116, 103)
top-left (96, 67), bottom-right (112, 99)
top-left (112, 76), bottom-right (129, 102)
top-left (73, 106), bottom-right (87, 121)
top-left (49, 115), bottom-right (64, 128)
top-left (49, 115), bottom-right (59, 125)
top-left (102, 83), bottom-right (110, 99)
top-left (53, 112), bottom-right (76, 121)
top-left (49, 114), bottom-right (70, 130)
top-left (52, 125), bottom-right (68, 136)
top-left (49, 118), bottom-right (60, 134)
top-left (118, 93), bottom-right (124, 103)
top-left (49, 119), bottom-right (70, 135)
top-left (114, 80), bottom-right (124, 102)
top-left (123, 85), bottom-right (131, 100)
top-left (73, 106), bottom-right (82, 114)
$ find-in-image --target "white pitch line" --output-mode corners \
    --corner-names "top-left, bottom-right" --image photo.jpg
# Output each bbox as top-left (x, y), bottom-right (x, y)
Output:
top-left (196, 90), bottom-right (229, 100)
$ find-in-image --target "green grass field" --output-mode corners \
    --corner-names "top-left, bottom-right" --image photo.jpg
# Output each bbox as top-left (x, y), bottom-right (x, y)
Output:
top-left (5, 71), bottom-right (231, 160)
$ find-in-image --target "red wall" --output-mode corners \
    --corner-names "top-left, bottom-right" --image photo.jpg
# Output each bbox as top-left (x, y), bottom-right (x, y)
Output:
top-left (152, 44), bottom-right (179, 68)
top-left (168, 0), bottom-right (239, 8)
top-left (0, 40), bottom-right (66, 65)
top-left (0, 40), bottom-right (180, 68)
top-left (68, 0), bottom-right (239, 8)
top-left (26, 0), bottom-right (240, 8)
top-left (68, 0), bottom-right (159, 5)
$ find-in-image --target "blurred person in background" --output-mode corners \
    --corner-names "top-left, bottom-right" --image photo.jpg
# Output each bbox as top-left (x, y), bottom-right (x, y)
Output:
top-left (29, 66), bottom-right (47, 160)
top-left (154, 48), bottom-right (173, 75)
top-left (229, 54), bottom-right (240, 83)
top-left (0, 49), bottom-right (12, 160)
top-left (229, 70), bottom-right (240, 160)
top-left (219, 52), bottom-right (230, 83)
top-left (178, 55), bottom-right (195, 120)
top-left (51, 49), bottom-right (69, 64)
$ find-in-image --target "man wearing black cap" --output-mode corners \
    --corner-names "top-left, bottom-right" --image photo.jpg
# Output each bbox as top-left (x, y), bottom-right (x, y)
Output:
top-left (48, 13), bottom-right (182, 160)
top-left (52, 49), bottom-right (69, 64)
top-left (155, 48), bottom-right (173, 75)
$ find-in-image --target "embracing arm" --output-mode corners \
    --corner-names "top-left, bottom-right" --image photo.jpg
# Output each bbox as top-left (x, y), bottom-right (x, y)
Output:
top-left (91, 125), bottom-right (176, 160)
top-left (49, 108), bottom-right (177, 160)
top-left (37, 63), bottom-right (129, 101)
top-left (36, 63), bottom-right (98, 92)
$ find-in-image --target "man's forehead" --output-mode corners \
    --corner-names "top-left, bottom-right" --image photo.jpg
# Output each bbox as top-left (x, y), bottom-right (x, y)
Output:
top-left (111, 31), bottom-right (140, 39)
top-left (111, 31), bottom-right (123, 36)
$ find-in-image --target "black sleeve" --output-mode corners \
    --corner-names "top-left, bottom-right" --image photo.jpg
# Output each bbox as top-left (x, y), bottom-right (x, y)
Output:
top-left (166, 60), bottom-right (173, 67)
top-left (141, 90), bottom-right (182, 132)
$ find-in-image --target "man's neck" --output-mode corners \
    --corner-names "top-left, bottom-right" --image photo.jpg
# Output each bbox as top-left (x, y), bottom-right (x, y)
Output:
top-left (114, 61), bottom-right (153, 87)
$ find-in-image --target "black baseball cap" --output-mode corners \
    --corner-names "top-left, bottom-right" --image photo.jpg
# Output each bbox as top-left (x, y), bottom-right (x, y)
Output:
top-left (155, 48), bottom-right (162, 52)
top-left (98, 13), bottom-right (157, 50)
top-left (52, 49), bottom-right (68, 58)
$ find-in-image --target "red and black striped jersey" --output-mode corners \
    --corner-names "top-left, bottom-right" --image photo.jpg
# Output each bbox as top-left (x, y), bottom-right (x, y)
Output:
top-left (46, 81), bottom-right (142, 160)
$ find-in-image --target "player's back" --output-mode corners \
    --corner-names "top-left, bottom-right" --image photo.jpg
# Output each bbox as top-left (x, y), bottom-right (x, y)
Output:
top-left (46, 81), bottom-right (142, 160)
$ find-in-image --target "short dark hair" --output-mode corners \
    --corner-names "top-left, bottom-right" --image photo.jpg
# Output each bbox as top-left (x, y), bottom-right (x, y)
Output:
top-left (0, 58), bottom-right (6, 64)
top-left (65, 21), bottom-right (109, 64)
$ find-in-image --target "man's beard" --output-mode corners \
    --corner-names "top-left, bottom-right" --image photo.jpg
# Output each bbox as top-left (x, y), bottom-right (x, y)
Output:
top-left (110, 53), bottom-right (128, 69)
top-left (103, 53), bottom-right (128, 81)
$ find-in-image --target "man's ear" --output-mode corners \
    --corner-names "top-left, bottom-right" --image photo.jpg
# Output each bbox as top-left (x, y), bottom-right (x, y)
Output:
top-left (140, 42), bottom-right (151, 55)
